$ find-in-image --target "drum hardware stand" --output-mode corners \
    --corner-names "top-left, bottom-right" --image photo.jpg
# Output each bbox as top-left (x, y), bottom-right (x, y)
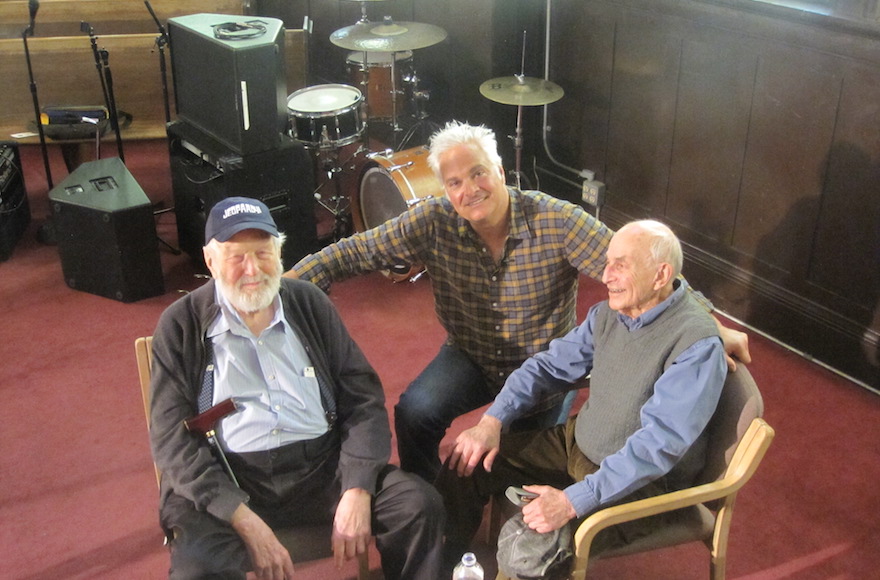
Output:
top-left (398, 68), bottom-right (440, 150)
top-left (313, 135), bottom-right (356, 241)
top-left (22, 0), bottom-right (53, 190)
top-left (389, 49), bottom-right (402, 135)
top-left (356, 51), bottom-right (374, 150)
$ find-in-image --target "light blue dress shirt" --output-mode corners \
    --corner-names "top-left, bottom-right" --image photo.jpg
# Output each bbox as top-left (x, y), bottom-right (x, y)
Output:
top-left (486, 282), bottom-right (727, 517)
top-left (208, 286), bottom-right (329, 453)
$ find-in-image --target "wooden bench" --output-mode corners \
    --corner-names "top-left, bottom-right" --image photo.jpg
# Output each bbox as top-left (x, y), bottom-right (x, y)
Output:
top-left (0, 0), bottom-right (308, 165)
top-left (0, 0), bottom-right (250, 38)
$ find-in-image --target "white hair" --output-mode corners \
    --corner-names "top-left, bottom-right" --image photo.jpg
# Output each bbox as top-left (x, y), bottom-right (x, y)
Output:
top-left (620, 220), bottom-right (683, 277)
top-left (426, 120), bottom-right (503, 178)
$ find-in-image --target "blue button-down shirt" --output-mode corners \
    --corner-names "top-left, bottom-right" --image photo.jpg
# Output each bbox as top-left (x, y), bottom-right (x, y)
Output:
top-left (208, 286), bottom-right (329, 453)
top-left (487, 281), bottom-right (727, 517)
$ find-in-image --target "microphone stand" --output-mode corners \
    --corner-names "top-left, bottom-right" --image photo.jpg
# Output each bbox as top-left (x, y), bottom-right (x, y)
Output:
top-left (100, 48), bottom-right (125, 162)
top-left (22, 22), bottom-right (52, 189)
top-left (82, 22), bottom-right (124, 162)
top-left (144, 1), bottom-right (171, 124)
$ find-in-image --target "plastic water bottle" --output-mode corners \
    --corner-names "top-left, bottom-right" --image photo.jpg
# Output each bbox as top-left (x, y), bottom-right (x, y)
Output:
top-left (452, 552), bottom-right (484, 579)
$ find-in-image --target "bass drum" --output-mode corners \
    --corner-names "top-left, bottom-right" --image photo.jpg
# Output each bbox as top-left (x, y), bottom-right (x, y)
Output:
top-left (354, 145), bottom-right (444, 231)
top-left (287, 84), bottom-right (363, 149)
top-left (354, 145), bottom-right (445, 280)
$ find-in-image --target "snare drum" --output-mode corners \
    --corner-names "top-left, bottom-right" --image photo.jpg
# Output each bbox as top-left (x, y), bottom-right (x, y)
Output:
top-left (354, 145), bottom-right (444, 232)
top-left (346, 51), bottom-right (412, 120)
top-left (287, 84), bottom-right (363, 148)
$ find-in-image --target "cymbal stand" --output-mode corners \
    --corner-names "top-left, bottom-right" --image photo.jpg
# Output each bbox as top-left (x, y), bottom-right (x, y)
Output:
top-left (356, 1), bottom-right (370, 23)
top-left (357, 51), bottom-right (373, 150)
top-left (509, 101), bottom-right (527, 190)
top-left (398, 67), bottom-right (439, 150)
top-left (508, 31), bottom-right (529, 189)
top-left (390, 52), bottom-right (402, 136)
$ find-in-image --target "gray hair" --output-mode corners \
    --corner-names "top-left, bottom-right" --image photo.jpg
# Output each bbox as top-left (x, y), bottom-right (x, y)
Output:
top-left (620, 220), bottom-right (683, 277)
top-left (427, 121), bottom-right (503, 178)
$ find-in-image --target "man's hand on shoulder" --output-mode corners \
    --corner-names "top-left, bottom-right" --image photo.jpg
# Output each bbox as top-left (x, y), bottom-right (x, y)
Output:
top-left (448, 414), bottom-right (503, 477)
top-left (230, 503), bottom-right (294, 580)
top-left (714, 318), bottom-right (751, 371)
top-left (282, 268), bottom-right (299, 280)
top-left (332, 488), bottom-right (372, 569)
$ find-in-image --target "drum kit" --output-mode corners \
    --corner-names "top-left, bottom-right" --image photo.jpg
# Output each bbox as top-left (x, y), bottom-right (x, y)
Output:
top-left (284, 0), bottom-right (447, 243)
top-left (284, 3), bottom-right (564, 259)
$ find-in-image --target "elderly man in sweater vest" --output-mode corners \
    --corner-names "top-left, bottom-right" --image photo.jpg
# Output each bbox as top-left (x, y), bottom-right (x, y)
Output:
top-left (436, 219), bottom-right (728, 569)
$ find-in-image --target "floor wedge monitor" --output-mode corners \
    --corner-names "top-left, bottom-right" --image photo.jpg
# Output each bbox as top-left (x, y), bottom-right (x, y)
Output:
top-left (50, 158), bottom-right (164, 302)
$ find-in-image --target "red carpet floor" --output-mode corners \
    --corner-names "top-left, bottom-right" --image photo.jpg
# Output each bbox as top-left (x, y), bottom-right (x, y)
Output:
top-left (1, 142), bottom-right (879, 579)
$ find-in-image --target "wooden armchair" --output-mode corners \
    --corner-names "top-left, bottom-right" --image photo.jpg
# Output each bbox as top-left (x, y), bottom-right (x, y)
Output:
top-left (134, 336), bottom-right (370, 578)
top-left (495, 364), bottom-right (775, 580)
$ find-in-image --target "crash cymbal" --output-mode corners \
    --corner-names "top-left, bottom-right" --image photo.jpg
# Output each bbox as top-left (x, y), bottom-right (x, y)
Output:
top-left (330, 19), bottom-right (448, 52)
top-left (479, 75), bottom-right (564, 106)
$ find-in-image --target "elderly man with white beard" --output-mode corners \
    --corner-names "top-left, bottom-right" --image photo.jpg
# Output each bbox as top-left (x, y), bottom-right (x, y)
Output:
top-left (148, 197), bottom-right (444, 580)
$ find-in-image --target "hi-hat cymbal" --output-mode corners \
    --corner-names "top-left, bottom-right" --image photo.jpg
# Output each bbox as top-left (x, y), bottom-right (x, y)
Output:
top-left (330, 19), bottom-right (448, 52)
top-left (479, 75), bottom-right (564, 106)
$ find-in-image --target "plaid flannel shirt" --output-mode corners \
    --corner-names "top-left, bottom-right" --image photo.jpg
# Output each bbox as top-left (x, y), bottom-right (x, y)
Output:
top-left (295, 188), bottom-right (618, 394)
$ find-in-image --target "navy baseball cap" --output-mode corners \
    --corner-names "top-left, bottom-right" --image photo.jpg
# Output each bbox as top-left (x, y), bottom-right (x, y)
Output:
top-left (205, 197), bottom-right (279, 244)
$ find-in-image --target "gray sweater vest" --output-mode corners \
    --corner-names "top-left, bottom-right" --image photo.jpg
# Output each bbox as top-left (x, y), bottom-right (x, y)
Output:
top-left (575, 292), bottom-right (719, 486)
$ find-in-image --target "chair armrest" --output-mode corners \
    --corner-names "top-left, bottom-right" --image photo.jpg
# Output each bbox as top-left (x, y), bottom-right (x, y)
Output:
top-left (573, 418), bottom-right (774, 560)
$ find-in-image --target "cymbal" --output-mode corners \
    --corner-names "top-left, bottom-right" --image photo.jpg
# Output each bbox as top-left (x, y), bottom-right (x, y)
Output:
top-left (479, 75), bottom-right (564, 106)
top-left (330, 19), bottom-right (448, 52)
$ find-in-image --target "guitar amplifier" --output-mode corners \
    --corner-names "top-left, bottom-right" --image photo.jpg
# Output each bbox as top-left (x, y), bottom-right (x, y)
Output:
top-left (168, 121), bottom-right (318, 272)
top-left (0, 142), bottom-right (31, 262)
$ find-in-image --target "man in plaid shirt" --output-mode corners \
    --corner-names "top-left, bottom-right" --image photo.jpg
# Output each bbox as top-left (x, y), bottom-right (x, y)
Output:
top-left (286, 121), bottom-right (750, 483)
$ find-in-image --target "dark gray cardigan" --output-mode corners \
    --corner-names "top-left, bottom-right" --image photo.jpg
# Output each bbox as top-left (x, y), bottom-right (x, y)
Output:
top-left (149, 278), bottom-right (390, 523)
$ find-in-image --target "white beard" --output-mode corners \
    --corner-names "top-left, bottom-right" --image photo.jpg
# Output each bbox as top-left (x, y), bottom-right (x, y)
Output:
top-left (217, 270), bottom-right (281, 313)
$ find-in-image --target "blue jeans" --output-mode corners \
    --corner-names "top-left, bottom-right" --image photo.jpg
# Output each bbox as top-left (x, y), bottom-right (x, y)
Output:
top-left (394, 344), bottom-right (576, 482)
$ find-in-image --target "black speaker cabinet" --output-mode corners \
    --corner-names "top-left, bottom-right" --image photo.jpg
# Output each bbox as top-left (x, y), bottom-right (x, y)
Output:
top-left (168, 13), bottom-right (287, 156)
top-left (0, 142), bottom-right (30, 262)
top-left (168, 121), bottom-right (318, 271)
top-left (49, 157), bottom-right (164, 302)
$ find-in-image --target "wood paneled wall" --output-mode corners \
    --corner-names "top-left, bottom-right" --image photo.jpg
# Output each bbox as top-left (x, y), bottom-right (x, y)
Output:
top-left (541, 0), bottom-right (880, 390)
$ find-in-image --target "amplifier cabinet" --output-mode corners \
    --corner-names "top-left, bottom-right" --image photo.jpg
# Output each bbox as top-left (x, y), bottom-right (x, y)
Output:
top-left (168, 121), bottom-right (318, 272)
top-left (0, 141), bottom-right (31, 262)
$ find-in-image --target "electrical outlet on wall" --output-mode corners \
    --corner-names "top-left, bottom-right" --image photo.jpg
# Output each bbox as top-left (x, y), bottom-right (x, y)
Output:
top-left (582, 180), bottom-right (605, 207)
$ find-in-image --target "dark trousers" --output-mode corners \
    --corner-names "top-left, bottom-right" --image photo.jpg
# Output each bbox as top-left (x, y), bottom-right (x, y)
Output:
top-left (435, 418), bottom-right (677, 571)
top-left (161, 431), bottom-right (446, 580)
top-left (394, 344), bottom-right (576, 482)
